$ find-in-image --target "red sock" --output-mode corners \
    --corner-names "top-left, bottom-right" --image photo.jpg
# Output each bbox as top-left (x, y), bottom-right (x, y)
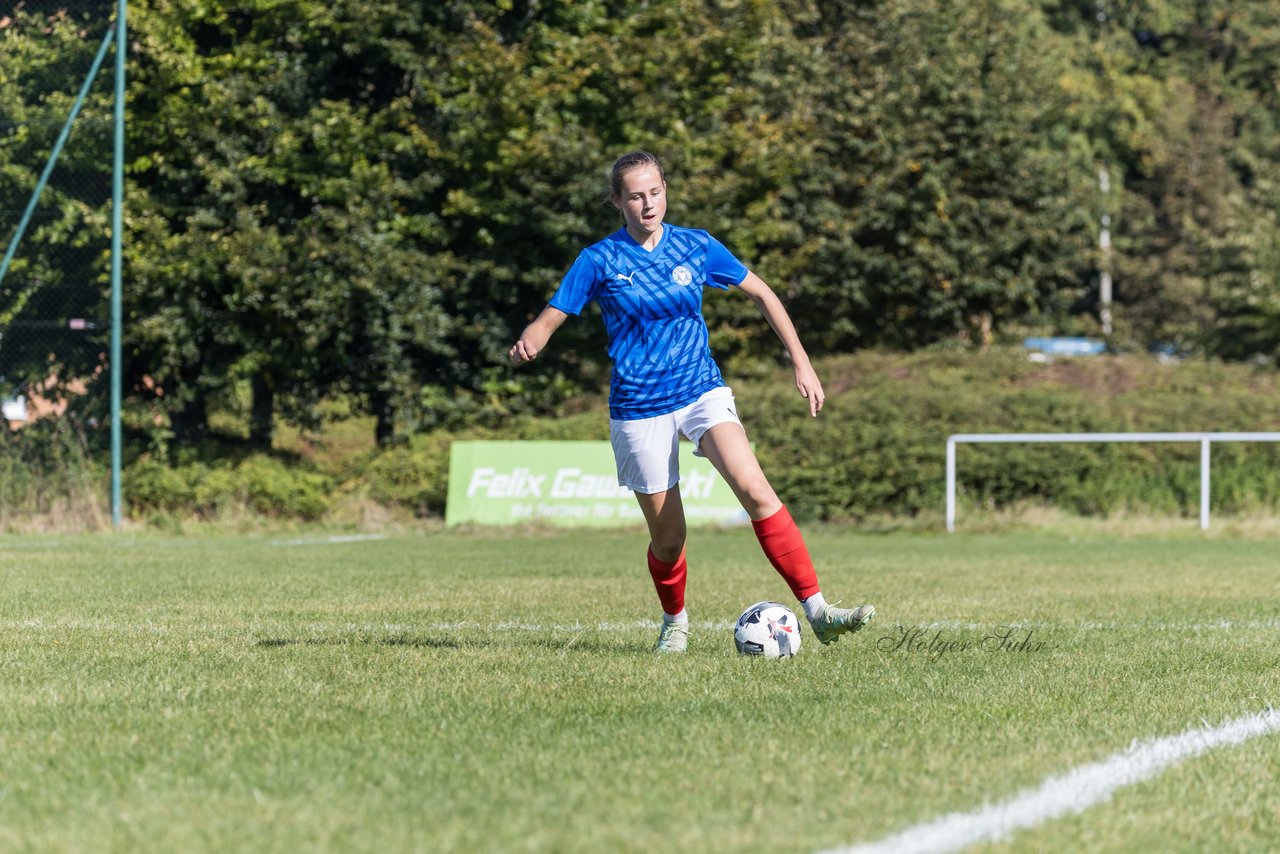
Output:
top-left (751, 505), bottom-right (820, 601)
top-left (647, 547), bottom-right (687, 616)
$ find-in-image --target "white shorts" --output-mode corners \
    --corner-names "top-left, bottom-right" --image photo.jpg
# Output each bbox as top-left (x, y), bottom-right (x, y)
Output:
top-left (610, 386), bottom-right (742, 494)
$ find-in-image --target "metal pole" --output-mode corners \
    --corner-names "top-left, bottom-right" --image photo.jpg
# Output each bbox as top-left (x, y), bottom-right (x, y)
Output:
top-left (1099, 167), bottom-right (1112, 339)
top-left (111, 0), bottom-right (127, 529)
top-left (1200, 437), bottom-right (1210, 530)
top-left (946, 438), bottom-right (956, 532)
top-left (943, 432), bottom-right (1280, 532)
top-left (1096, 2), bottom-right (1114, 342)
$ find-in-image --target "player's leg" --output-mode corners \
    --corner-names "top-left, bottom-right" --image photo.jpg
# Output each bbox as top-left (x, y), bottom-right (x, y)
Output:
top-left (611, 412), bottom-right (690, 653)
top-left (696, 420), bottom-right (875, 644)
top-left (633, 486), bottom-right (690, 653)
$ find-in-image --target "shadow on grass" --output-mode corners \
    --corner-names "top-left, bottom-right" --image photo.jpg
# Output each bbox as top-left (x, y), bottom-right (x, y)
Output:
top-left (254, 634), bottom-right (463, 649)
top-left (252, 632), bottom-right (637, 654)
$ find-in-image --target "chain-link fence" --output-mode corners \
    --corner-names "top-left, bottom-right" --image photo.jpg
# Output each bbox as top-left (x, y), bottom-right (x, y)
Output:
top-left (1, 1), bottom-right (116, 427)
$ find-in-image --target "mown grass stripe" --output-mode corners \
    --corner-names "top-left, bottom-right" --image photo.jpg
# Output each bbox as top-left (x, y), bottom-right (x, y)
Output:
top-left (267, 534), bottom-right (389, 546)
top-left (8, 618), bottom-right (1280, 634)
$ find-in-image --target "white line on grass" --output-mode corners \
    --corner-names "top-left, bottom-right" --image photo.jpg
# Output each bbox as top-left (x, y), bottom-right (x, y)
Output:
top-left (267, 534), bottom-right (389, 547)
top-left (0, 540), bottom-right (66, 550)
top-left (8, 618), bottom-right (1280, 634)
top-left (919, 618), bottom-right (1280, 632)
top-left (406, 618), bottom-right (1280, 634)
top-left (821, 708), bottom-right (1280, 854)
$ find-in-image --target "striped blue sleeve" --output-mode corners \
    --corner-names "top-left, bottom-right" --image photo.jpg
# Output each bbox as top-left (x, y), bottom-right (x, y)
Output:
top-left (548, 250), bottom-right (602, 316)
top-left (705, 235), bottom-right (749, 289)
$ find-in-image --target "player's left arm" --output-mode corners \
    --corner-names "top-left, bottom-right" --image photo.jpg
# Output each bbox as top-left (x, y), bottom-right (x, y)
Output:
top-left (736, 271), bottom-right (825, 417)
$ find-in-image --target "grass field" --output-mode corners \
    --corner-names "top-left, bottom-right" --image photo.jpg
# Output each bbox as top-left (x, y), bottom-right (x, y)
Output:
top-left (2, 526), bottom-right (1278, 852)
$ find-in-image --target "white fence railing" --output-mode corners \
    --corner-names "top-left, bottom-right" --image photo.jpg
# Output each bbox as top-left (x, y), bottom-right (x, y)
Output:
top-left (945, 432), bottom-right (1280, 532)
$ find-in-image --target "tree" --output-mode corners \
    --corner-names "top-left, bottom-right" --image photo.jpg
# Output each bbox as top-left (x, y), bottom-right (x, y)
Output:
top-left (1043, 1), bottom-right (1280, 356)
top-left (771, 0), bottom-right (1098, 351)
top-left (11, 0), bottom-right (1280, 449)
top-left (0, 7), bottom-right (114, 407)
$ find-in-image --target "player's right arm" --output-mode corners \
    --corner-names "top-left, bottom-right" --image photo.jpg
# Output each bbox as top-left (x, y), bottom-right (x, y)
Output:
top-left (509, 306), bottom-right (569, 366)
top-left (512, 248), bottom-right (599, 366)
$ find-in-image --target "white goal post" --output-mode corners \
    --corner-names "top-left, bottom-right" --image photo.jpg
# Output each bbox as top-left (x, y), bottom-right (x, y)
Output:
top-left (945, 432), bottom-right (1280, 532)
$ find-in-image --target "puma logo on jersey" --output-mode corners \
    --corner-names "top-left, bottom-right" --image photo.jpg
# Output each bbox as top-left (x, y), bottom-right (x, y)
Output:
top-left (615, 272), bottom-right (637, 285)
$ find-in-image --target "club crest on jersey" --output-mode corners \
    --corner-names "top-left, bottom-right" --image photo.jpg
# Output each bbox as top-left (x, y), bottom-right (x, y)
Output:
top-left (671, 265), bottom-right (694, 286)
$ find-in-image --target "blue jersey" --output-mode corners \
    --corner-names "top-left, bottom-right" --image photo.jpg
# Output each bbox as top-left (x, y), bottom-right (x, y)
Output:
top-left (549, 224), bottom-right (749, 420)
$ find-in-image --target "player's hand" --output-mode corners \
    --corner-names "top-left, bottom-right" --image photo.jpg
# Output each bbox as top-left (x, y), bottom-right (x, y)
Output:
top-left (795, 364), bottom-right (825, 417)
top-left (508, 339), bottom-right (538, 366)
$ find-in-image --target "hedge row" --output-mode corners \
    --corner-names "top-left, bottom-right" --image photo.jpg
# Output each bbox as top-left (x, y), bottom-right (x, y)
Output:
top-left (747, 351), bottom-right (1280, 520)
top-left (349, 349), bottom-right (1280, 523)
top-left (5, 350), bottom-right (1279, 526)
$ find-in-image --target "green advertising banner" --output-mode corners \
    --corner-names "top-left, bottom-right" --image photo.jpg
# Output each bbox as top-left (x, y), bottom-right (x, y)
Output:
top-left (446, 441), bottom-right (748, 527)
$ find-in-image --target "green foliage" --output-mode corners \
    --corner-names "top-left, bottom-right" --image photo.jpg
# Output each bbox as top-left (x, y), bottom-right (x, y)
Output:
top-left (126, 453), bottom-right (332, 519)
top-left (745, 350), bottom-right (1280, 521)
top-left (0, 8), bottom-right (113, 400)
top-left (378, 351), bottom-right (1280, 524)
top-left (361, 431), bottom-right (467, 517)
top-left (4, 352), bottom-right (1280, 527)
top-left (1044, 2), bottom-right (1280, 354)
top-left (757, 1), bottom-right (1098, 351)
top-left (0, 417), bottom-right (102, 518)
top-left (5, 0), bottom-right (1280, 446)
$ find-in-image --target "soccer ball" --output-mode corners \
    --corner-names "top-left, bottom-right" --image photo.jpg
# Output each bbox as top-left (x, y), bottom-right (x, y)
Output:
top-left (734, 601), bottom-right (802, 658)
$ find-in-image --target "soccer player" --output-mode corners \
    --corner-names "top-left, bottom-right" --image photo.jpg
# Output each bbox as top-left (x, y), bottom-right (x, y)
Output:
top-left (508, 150), bottom-right (875, 653)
